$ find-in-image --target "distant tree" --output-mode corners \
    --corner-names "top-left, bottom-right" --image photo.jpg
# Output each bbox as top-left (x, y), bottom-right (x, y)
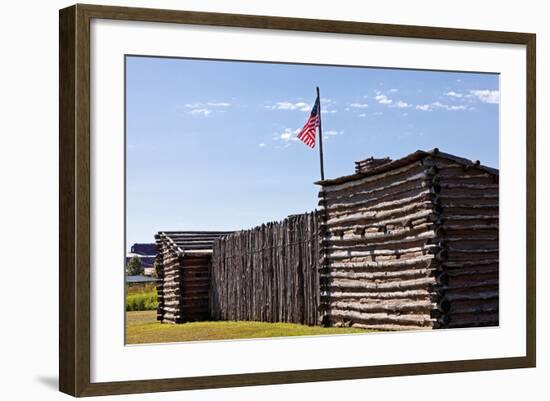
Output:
top-left (127, 256), bottom-right (144, 276)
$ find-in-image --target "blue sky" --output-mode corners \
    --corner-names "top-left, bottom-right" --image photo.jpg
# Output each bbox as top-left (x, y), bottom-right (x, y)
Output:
top-left (126, 56), bottom-right (499, 247)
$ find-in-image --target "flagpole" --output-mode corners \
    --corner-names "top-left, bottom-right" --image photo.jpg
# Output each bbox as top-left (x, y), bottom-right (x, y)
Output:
top-left (316, 86), bottom-right (328, 327)
top-left (316, 86), bottom-right (325, 181)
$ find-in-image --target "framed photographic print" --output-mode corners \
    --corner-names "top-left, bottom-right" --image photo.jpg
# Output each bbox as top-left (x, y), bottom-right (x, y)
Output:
top-left (59, 3), bottom-right (536, 397)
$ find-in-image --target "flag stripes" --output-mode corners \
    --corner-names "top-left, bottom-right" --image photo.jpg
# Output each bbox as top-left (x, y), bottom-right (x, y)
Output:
top-left (297, 95), bottom-right (320, 148)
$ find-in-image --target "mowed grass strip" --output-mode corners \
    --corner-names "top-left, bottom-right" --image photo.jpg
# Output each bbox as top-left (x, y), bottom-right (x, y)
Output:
top-left (126, 311), bottom-right (367, 344)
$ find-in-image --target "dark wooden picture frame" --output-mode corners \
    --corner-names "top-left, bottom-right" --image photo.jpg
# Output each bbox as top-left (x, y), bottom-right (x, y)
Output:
top-left (59, 3), bottom-right (536, 397)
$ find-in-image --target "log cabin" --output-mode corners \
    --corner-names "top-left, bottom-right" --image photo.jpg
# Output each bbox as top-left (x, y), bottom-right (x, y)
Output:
top-left (316, 148), bottom-right (499, 330)
top-left (155, 231), bottom-right (233, 323)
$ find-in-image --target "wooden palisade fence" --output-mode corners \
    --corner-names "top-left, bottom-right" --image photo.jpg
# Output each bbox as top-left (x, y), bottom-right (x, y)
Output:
top-left (210, 212), bottom-right (320, 325)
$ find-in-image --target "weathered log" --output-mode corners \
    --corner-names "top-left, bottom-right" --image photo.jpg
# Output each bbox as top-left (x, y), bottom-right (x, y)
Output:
top-left (331, 300), bottom-right (436, 313)
top-left (325, 223), bottom-right (436, 243)
top-left (328, 309), bottom-right (435, 326)
top-left (321, 267), bottom-right (434, 281)
top-left (446, 312), bottom-right (499, 328)
top-left (326, 209), bottom-right (435, 232)
top-left (322, 162), bottom-right (427, 194)
top-left (324, 231), bottom-right (437, 250)
top-left (325, 277), bottom-right (436, 291)
top-left (326, 201), bottom-right (433, 226)
top-left (442, 290), bottom-right (498, 302)
top-left (326, 254), bottom-right (435, 269)
top-left (446, 265), bottom-right (498, 276)
top-left (448, 300), bottom-right (499, 314)
top-left (326, 244), bottom-right (438, 259)
top-left (324, 190), bottom-right (432, 215)
top-left (350, 322), bottom-right (429, 331)
top-left (443, 259), bottom-right (499, 268)
top-left (322, 289), bottom-right (432, 300)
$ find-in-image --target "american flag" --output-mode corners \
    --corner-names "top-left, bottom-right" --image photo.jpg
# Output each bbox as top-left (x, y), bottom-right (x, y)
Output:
top-left (297, 95), bottom-right (320, 148)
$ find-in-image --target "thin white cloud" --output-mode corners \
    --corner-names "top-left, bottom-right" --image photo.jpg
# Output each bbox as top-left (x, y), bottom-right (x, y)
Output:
top-left (415, 101), bottom-right (467, 112)
top-left (279, 132), bottom-right (294, 141)
top-left (349, 103), bottom-right (369, 109)
top-left (373, 91), bottom-right (410, 109)
top-left (416, 104), bottom-right (431, 111)
top-left (446, 91), bottom-right (463, 98)
top-left (189, 108), bottom-right (212, 116)
top-left (206, 102), bottom-right (231, 107)
top-left (258, 143), bottom-right (267, 148)
top-left (359, 113), bottom-right (367, 118)
top-left (469, 89), bottom-right (500, 104)
top-left (266, 101), bottom-right (311, 111)
top-left (322, 109), bottom-right (337, 114)
top-left (395, 100), bottom-right (411, 108)
top-left (375, 94), bottom-right (393, 105)
top-left (185, 101), bottom-right (231, 116)
top-left (275, 128), bottom-right (300, 142)
top-left (437, 102), bottom-right (467, 111)
top-left (185, 101), bottom-right (231, 108)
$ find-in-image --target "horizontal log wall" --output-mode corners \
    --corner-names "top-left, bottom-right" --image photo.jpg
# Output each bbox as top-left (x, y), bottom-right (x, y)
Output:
top-left (155, 238), bottom-right (181, 323)
top-left (211, 212), bottom-right (320, 325)
top-left (155, 238), bottom-right (212, 323)
top-left (432, 155), bottom-right (499, 328)
top-left (319, 154), bottom-right (499, 331)
top-left (319, 158), bottom-right (444, 330)
top-left (178, 255), bottom-right (211, 322)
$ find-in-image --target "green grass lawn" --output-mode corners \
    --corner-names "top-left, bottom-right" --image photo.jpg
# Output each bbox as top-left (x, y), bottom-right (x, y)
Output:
top-left (126, 310), bottom-right (367, 344)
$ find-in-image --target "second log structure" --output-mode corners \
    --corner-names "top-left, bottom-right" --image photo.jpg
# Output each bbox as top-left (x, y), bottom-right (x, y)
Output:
top-left (155, 231), bottom-right (233, 323)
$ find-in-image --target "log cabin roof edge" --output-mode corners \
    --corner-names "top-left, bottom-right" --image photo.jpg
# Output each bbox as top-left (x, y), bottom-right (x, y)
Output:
top-left (315, 148), bottom-right (499, 186)
top-left (155, 231), bottom-right (234, 256)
